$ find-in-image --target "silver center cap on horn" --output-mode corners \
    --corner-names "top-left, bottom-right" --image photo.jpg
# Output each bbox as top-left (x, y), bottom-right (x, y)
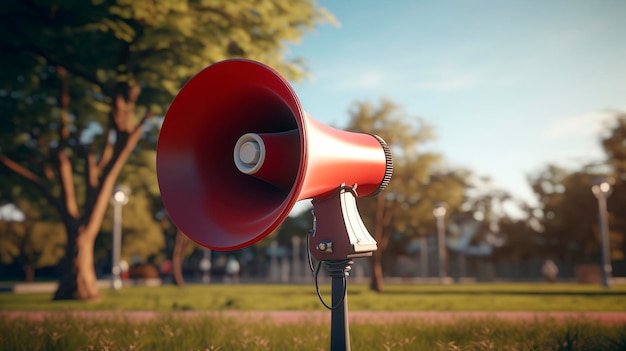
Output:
top-left (234, 133), bottom-right (266, 174)
top-left (239, 141), bottom-right (260, 165)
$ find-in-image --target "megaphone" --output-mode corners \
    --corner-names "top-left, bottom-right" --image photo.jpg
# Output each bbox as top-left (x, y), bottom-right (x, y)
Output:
top-left (156, 59), bottom-right (392, 252)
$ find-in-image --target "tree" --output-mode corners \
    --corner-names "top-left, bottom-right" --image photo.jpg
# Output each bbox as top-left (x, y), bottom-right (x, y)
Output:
top-left (0, 0), bottom-right (334, 300)
top-left (602, 113), bottom-right (626, 175)
top-left (0, 173), bottom-right (65, 281)
top-left (345, 99), bottom-right (469, 291)
top-left (527, 165), bottom-right (621, 266)
top-left (523, 113), bottom-right (626, 273)
top-left (0, 205), bottom-right (65, 281)
top-left (601, 113), bottom-right (626, 261)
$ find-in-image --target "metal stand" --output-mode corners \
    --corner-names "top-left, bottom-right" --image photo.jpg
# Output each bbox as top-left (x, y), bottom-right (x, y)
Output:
top-left (307, 186), bottom-right (377, 351)
top-left (325, 259), bottom-right (353, 351)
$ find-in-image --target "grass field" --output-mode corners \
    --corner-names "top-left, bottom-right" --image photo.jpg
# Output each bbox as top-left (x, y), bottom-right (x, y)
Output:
top-left (1, 282), bottom-right (625, 312)
top-left (1, 283), bottom-right (625, 350)
top-left (1, 312), bottom-right (625, 350)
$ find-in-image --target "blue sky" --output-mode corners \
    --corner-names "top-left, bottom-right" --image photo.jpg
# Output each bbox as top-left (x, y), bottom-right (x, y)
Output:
top-left (285, 0), bottom-right (626, 209)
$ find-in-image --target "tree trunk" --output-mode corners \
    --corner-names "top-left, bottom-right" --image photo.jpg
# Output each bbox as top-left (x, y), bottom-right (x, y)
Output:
top-left (53, 224), bottom-right (101, 300)
top-left (23, 263), bottom-right (35, 282)
top-left (172, 229), bottom-right (189, 286)
top-left (369, 194), bottom-right (389, 292)
top-left (0, 67), bottom-right (150, 301)
top-left (52, 89), bottom-right (149, 299)
top-left (369, 249), bottom-right (384, 292)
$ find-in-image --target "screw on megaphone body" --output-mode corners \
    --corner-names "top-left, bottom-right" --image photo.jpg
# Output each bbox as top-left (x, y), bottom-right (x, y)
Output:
top-left (317, 240), bottom-right (333, 252)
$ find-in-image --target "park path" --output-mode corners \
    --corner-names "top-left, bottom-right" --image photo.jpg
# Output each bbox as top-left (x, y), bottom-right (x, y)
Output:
top-left (3, 310), bottom-right (626, 325)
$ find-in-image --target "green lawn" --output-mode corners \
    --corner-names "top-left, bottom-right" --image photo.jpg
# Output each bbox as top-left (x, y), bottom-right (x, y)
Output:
top-left (1, 312), bottom-right (625, 350)
top-left (2, 283), bottom-right (625, 350)
top-left (1, 282), bottom-right (625, 312)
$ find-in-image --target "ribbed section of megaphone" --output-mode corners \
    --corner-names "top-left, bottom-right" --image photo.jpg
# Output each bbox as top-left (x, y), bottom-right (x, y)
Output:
top-left (157, 59), bottom-right (392, 251)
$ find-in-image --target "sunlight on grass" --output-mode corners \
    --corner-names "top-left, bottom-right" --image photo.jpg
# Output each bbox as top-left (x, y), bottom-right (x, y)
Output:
top-left (0, 283), bottom-right (625, 312)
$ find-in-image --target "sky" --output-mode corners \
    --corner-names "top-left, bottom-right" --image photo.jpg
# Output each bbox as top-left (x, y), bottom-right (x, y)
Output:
top-left (284, 0), bottom-right (626, 211)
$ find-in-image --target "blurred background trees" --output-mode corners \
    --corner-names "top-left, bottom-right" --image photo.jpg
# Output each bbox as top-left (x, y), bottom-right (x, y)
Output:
top-left (602, 113), bottom-right (626, 263)
top-left (0, 1), bottom-right (624, 297)
top-left (0, 0), bottom-right (334, 299)
top-left (0, 196), bottom-right (65, 282)
top-left (344, 99), bottom-right (470, 291)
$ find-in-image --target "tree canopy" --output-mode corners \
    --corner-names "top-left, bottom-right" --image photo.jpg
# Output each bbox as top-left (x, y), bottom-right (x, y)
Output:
top-left (0, 0), bottom-right (334, 299)
top-left (526, 113), bottom-right (626, 269)
top-left (2, 1), bottom-right (624, 292)
top-left (602, 113), bottom-right (626, 261)
top-left (345, 99), bottom-right (471, 291)
top-left (0, 197), bottom-right (65, 281)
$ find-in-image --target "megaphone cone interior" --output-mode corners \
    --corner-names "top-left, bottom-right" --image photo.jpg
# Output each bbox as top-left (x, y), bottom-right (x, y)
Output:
top-left (157, 59), bottom-right (392, 250)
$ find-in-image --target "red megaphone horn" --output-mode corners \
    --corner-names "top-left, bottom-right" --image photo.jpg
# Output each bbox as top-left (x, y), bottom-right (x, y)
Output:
top-left (156, 59), bottom-right (392, 251)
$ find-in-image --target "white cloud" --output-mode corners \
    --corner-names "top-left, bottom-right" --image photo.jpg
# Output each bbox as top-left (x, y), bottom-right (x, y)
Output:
top-left (410, 74), bottom-right (480, 92)
top-left (541, 110), bottom-right (621, 139)
top-left (332, 65), bottom-right (481, 93)
top-left (352, 71), bottom-right (386, 89)
top-left (335, 69), bottom-right (388, 91)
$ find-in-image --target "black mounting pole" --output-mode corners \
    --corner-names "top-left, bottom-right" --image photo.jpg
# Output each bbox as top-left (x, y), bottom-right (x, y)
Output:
top-left (307, 186), bottom-right (379, 351)
top-left (324, 259), bottom-right (354, 351)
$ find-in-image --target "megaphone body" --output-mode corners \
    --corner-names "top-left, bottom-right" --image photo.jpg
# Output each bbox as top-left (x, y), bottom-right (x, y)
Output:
top-left (157, 59), bottom-right (392, 251)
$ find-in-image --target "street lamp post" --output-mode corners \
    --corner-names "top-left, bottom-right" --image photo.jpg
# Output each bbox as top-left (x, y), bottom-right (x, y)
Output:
top-left (591, 177), bottom-right (614, 288)
top-left (200, 248), bottom-right (212, 283)
top-left (110, 184), bottom-right (130, 290)
top-left (433, 202), bottom-right (447, 285)
top-left (292, 236), bottom-right (302, 283)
